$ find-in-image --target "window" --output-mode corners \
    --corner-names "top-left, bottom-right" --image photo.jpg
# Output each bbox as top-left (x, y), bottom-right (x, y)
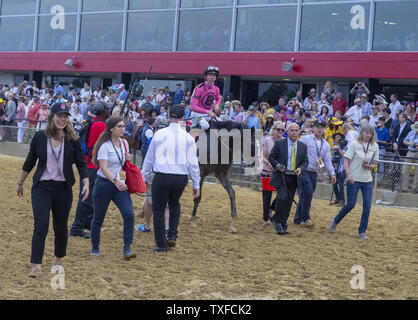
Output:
top-left (373, 1), bottom-right (418, 51)
top-left (0, 17), bottom-right (34, 51)
top-left (238, 0), bottom-right (297, 4)
top-left (40, 0), bottom-right (78, 13)
top-left (300, 2), bottom-right (369, 51)
top-left (37, 15), bottom-right (77, 51)
top-left (181, 0), bottom-right (233, 8)
top-left (126, 12), bottom-right (175, 51)
top-left (129, 0), bottom-right (176, 10)
top-left (235, 6), bottom-right (296, 51)
top-left (303, 0), bottom-right (359, 2)
top-left (82, 0), bottom-right (124, 12)
top-left (177, 9), bottom-right (232, 51)
top-left (1, 0), bottom-right (36, 15)
top-left (80, 14), bottom-right (123, 51)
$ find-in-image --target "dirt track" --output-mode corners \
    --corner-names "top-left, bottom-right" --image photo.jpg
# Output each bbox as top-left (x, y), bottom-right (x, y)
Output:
top-left (0, 155), bottom-right (416, 300)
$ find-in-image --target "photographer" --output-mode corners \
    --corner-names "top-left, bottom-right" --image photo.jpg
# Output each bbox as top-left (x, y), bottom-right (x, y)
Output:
top-left (350, 82), bottom-right (370, 99)
top-left (330, 133), bottom-right (347, 206)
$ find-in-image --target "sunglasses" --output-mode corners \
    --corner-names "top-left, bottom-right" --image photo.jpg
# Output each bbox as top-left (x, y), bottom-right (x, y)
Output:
top-left (274, 128), bottom-right (285, 132)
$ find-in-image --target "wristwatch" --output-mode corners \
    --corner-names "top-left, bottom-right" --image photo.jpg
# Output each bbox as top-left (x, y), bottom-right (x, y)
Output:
top-left (112, 177), bottom-right (117, 184)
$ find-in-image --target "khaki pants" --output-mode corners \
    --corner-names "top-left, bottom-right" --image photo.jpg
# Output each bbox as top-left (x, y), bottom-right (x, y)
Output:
top-left (401, 151), bottom-right (418, 191)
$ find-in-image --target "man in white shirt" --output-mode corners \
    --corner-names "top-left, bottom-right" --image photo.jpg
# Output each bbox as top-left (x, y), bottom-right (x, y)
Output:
top-left (141, 105), bottom-right (200, 252)
top-left (388, 94), bottom-right (403, 121)
top-left (369, 106), bottom-right (380, 127)
top-left (345, 98), bottom-right (363, 126)
top-left (80, 83), bottom-right (92, 99)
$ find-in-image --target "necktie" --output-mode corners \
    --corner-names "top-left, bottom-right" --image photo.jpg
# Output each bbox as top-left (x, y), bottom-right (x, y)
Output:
top-left (291, 143), bottom-right (296, 171)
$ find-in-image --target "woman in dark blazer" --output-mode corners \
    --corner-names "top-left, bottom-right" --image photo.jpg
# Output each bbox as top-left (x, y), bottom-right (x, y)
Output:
top-left (16, 102), bottom-right (89, 278)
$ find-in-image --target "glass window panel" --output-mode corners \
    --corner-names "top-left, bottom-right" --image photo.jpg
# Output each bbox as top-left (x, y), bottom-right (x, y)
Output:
top-left (80, 13), bottom-right (123, 51)
top-left (37, 15), bottom-right (77, 51)
top-left (40, 0), bottom-right (78, 13)
top-left (126, 12), bottom-right (174, 51)
top-left (181, 0), bottom-right (232, 8)
top-left (303, 0), bottom-right (358, 2)
top-left (129, 0), bottom-right (176, 10)
top-left (300, 2), bottom-right (369, 51)
top-left (238, 0), bottom-right (296, 4)
top-left (373, 2), bottom-right (418, 51)
top-left (0, 16), bottom-right (34, 51)
top-left (235, 6), bottom-right (296, 51)
top-left (1, 0), bottom-right (36, 15)
top-left (177, 9), bottom-right (232, 51)
top-left (82, 0), bottom-right (124, 12)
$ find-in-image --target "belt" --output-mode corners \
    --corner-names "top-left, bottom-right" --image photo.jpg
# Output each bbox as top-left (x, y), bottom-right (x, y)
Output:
top-left (306, 170), bottom-right (317, 174)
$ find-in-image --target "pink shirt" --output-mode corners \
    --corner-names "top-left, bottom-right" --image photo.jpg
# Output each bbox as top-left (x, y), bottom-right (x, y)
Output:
top-left (263, 136), bottom-right (279, 174)
top-left (40, 139), bottom-right (65, 182)
top-left (190, 82), bottom-right (222, 114)
top-left (16, 102), bottom-right (26, 123)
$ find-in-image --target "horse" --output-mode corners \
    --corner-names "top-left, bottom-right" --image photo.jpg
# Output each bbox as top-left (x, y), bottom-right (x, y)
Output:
top-left (190, 120), bottom-right (257, 233)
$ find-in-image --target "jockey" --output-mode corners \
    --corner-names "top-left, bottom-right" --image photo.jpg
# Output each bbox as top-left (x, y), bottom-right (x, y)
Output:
top-left (190, 65), bottom-right (222, 130)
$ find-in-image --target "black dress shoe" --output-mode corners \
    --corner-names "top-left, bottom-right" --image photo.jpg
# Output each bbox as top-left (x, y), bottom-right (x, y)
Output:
top-left (272, 221), bottom-right (284, 234)
top-left (150, 246), bottom-right (168, 253)
top-left (167, 238), bottom-right (176, 248)
top-left (69, 230), bottom-right (90, 239)
top-left (277, 231), bottom-right (291, 235)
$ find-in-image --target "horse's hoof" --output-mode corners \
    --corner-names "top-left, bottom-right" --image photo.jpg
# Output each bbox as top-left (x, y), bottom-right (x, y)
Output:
top-left (229, 225), bottom-right (238, 233)
top-left (191, 221), bottom-right (197, 228)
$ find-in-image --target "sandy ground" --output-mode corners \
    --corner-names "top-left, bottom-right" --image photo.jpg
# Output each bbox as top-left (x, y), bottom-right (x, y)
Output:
top-left (0, 154), bottom-right (417, 300)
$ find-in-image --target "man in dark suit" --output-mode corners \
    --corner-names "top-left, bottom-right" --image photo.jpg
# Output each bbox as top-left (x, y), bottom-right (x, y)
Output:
top-left (269, 123), bottom-right (308, 235)
top-left (392, 112), bottom-right (411, 157)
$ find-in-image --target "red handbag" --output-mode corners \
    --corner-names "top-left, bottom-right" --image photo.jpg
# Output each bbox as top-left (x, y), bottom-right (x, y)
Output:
top-left (261, 177), bottom-right (276, 191)
top-left (122, 140), bottom-right (146, 194)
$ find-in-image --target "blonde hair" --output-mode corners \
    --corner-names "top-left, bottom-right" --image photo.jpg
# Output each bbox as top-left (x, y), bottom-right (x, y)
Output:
top-left (342, 122), bottom-right (355, 135)
top-left (270, 121), bottom-right (284, 136)
top-left (45, 114), bottom-right (78, 141)
top-left (357, 124), bottom-right (375, 144)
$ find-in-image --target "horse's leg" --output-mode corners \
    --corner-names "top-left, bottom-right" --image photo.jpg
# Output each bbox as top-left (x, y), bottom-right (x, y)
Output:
top-left (190, 172), bottom-right (205, 228)
top-left (216, 170), bottom-right (238, 233)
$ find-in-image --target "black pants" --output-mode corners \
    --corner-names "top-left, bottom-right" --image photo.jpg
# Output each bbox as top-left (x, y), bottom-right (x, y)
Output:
top-left (152, 172), bottom-right (188, 248)
top-left (262, 190), bottom-right (273, 221)
top-left (273, 174), bottom-right (298, 229)
top-left (70, 168), bottom-right (97, 232)
top-left (31, 181), bottom-right (73, 264)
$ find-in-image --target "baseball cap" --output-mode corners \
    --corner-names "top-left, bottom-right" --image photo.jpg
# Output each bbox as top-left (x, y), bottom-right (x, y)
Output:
top-left (169, 104), bottom-right (185, 119)
top-left (248, 106), bottom-right (255, 111)
top-left (312, 120), bottom-right (326, 127)
top-left (361, 93), bottom-right (368, 97)
top-left (93, 100), bottom-right (112, 113)
top-left (155, 115), bottom-right (169, 127)
top-left (50, 102), bottom-right (71, 116)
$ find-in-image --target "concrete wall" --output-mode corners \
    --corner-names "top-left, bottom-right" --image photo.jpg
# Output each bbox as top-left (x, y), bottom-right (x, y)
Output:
top-left (1, 141), bottom-right (417, 209)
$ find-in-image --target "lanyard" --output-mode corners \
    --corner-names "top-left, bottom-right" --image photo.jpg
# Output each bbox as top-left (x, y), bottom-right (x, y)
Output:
top-left (362, 142), bottom-right (370, 155)
top-left (111, 139), bottom-right (124, 169)
top-left (313, 136), bottom-right (324, 158)
top-left (49, 132), bottom-right (64, 163)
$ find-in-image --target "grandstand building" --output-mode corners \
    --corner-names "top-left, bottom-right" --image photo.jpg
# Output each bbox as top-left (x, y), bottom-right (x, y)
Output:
top-left (0, 0), bottom-right (417, 105)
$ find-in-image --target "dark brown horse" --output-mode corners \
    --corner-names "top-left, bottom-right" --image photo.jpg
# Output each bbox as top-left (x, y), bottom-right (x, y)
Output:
top-left (190, 120), bottom-right (257, 233)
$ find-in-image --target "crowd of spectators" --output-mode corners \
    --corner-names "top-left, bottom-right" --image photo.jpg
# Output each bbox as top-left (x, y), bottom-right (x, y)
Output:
top-left (0, 79), bottom-right (417, 192)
